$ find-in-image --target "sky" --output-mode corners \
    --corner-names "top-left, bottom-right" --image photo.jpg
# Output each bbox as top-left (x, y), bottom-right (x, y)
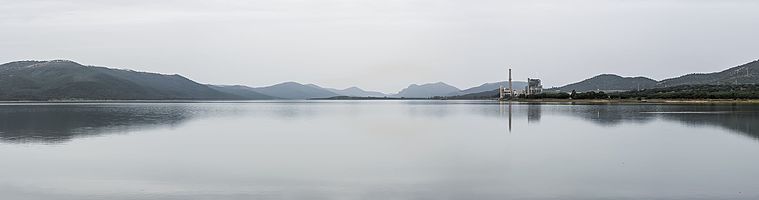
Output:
top-left (1, 0), bottom-right (758, 93)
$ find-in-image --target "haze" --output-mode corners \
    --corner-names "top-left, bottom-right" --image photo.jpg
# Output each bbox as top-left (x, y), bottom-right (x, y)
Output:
top-left (1, 0), bottom-right (757, 93)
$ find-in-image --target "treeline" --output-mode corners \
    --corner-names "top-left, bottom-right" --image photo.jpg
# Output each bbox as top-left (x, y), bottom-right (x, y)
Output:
top-left (610, 84), bottom-right (759, 99)
top-left (521, 91), bottom-right (611, 99)
top-left (312, 96), bottom-right (432, 100)
top-left (520, 84), bottom-right (759, 100)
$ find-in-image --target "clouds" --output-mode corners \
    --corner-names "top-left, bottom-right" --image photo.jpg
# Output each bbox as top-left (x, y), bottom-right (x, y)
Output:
top-left (1, 0), bottom-right (758, 92)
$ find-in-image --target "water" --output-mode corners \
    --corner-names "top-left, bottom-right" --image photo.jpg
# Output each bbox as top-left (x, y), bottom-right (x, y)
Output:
top-left (0, 100), bottom-right (757, 200)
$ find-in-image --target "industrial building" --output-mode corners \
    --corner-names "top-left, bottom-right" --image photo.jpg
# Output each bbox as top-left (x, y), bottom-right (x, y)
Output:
top-left (525, 78), bottom-right (543, 95)
top-left (499, 69), bottom-right (543, 100)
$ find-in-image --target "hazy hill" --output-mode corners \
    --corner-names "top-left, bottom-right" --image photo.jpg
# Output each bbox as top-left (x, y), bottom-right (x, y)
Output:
top-left (557, 74), bottom-right (658, 92)
top-left (557, 60), bottom-right (759, 92)
top-left (393, 82), bottom-right (460, 98)
top-left (250, 82), bottom-right (340, 99)
top-left (323, 86), bottom-right (387, 97)
top-left (658, 60), bottom-right (759, 87)
top-left (449, 81), bottom-right (528, 96)
top-left (208, 85), bottom-right (277, 100)
top-left (0, 60), bottom-right (239, 100)
top-left (446, 89), bottom-right (500, 99)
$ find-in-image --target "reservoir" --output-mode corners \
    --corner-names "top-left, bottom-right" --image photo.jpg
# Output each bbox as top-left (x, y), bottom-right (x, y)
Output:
top-left (0, 100), bottom-right (757, 199)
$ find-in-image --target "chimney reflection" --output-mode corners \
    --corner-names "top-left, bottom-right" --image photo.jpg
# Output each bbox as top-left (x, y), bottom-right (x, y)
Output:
top-left (499, 101), bottom-right (512, 133)
top-left (509, 101), bottom-right (512, 132)
top-left (500, 102), bottom-right (543, 133)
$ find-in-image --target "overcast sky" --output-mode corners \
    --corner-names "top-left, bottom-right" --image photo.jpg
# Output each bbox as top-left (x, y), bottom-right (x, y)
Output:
top-left (1, 0), bottom-right (757, 93)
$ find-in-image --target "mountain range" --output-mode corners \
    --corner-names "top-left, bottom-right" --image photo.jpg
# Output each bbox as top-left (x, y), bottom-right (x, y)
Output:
top-left (556, 60), bottom-right (759, 92)
top-left (247, 82), bottom-right (340, 99)
top-left (557, 74), bottom-right (658, 92)
top-left (211, 83), bottom-right (389, 99)
top-left (0, 60), bottom-right (239, 100)
top-left (658, 60), bottom-right (759, 87)
top-left (392, 82), bottom-right (460, 98)
top-left (322, 87), bottom-right (387, 97)
top-left (2, 59), bottom-right (758, 100)
top-left (448, 81), bottom-right (528, 96)
top-left (208, 85), bottom-right (276, 99)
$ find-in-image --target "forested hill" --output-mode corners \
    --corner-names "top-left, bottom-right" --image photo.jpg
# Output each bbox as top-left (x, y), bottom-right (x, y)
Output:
top-left (0, 60), bottom-right (240, 100)
top-left (555, 60), bottom-right (759, 92)
top-left (557, 74), bottom-right (658, 92)
top-left (658, 60), bottom-right (759, 87)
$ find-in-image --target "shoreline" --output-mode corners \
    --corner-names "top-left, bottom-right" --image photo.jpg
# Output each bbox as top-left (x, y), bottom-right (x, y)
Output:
top-left (507, 98), bottom-right (759, 104)
top-left (0, 98), bottom-right (758, 105)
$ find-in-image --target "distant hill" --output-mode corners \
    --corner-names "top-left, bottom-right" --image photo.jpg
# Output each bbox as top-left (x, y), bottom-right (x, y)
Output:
top-left (557, 74), bottom-right (658, 92)
top-left (393, 82), bottom-right (460, 98)
top-left (446, 89), bottom-right (500, 99)
top-left (556, 60), bottom-right (759, 92)
top-left (323, 86), bottom-right (387, 97)
top-left (208, 85), bottom-right (277, 100)
top-left (449, 81), bottom-right (528, 96)
top-left (0, 60), bottom-right (240, 100)
top-left (250, 82), bottom-right (340, 99)
top-left (658, 60), bottom-right (759, 87)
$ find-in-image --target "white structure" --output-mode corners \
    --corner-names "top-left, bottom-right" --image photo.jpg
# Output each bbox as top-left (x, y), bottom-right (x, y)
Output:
top-left (500, 69), bottom-right (541, 99)
top-left (525, 78), bottom-right (543, 95)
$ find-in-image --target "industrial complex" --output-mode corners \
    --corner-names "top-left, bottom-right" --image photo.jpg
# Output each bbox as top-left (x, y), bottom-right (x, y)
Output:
top-left (499, 68), bottom-right (543, 100)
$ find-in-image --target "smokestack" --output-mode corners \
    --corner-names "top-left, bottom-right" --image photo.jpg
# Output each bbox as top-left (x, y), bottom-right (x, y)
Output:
top-left (509, 68), bottom-right (513, 98)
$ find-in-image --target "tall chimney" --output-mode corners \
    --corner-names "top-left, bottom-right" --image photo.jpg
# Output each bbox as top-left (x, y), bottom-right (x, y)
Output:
top-left (509, 68), bottom-right (513, 98)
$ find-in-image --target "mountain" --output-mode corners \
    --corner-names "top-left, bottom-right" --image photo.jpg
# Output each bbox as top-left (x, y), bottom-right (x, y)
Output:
top-left (0, 60), bottom-right (240, 100)
top-left (323, 87), bottom-right (387, 97)
top-left (449, 81), bottom-right (528, 96)
top-left (446, 89), bottom-right (500, 99)
top-left (557, 74), bottom-right (659, 92)
top-left (393, 82), bottom-right (460, 98)
top-left (208, 85), bottom-right (277, 100)
top-left (556, 60), bottom-right (759, 93)
top-left (250, 82), bottom-right (340, 99)
top-left (658, 60), bottom-right (759, 87)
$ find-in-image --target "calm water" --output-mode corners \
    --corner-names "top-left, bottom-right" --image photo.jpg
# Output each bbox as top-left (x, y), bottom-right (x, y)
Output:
top-left (0, 100), bottom-right (758, 200)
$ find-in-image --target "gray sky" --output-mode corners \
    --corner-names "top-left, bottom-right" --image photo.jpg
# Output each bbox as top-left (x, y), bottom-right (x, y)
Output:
top-left (1, 0), bottom-right (757, 93)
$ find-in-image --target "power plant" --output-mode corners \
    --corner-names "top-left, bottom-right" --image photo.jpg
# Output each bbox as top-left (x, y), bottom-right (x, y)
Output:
top-left (526, 78), bottom-right (543, 95)
top-left (499, 68), bottom-right (543, 101)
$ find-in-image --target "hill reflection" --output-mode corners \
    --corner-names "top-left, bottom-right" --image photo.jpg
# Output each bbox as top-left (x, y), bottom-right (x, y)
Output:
top-left (0, 104), bottom-right (198, 143)
top-left (659, 111), bottom-right (759, 140)
top-left (1, 102), bottom-right (757, 144)
top-left (543, 104), bottom-right (759, 140)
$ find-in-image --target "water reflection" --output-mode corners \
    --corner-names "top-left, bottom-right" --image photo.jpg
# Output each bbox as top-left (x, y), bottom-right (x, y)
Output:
top-left (510, 103), bottom-right (759, 140)
top-left (659, 110), bottom-right (759, 140)
top-left (0, 104), bottom-right (197, 143)
top-left (527, 104), bottom-right (542, 123)
top-left (1, 101), bottom-right (758, 144)
top-left (551, 104), bottom-right (657, 125)
top-left (497, 102), bottom-right (512, 132)
top-left (2, 101), bottom-right (758, 199)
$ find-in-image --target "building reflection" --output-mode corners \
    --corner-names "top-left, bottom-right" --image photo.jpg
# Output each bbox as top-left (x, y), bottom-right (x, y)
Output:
top-left (2, 102), bottom-right (757, 144)
top-left (498, 103), bottom-right (758, 140)
top-left (498, 101), bottom-right (514, 132)
top-left (527, 104), bottom-right (541, 123)
top-left (500, 102), bottom-right (542, 132)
